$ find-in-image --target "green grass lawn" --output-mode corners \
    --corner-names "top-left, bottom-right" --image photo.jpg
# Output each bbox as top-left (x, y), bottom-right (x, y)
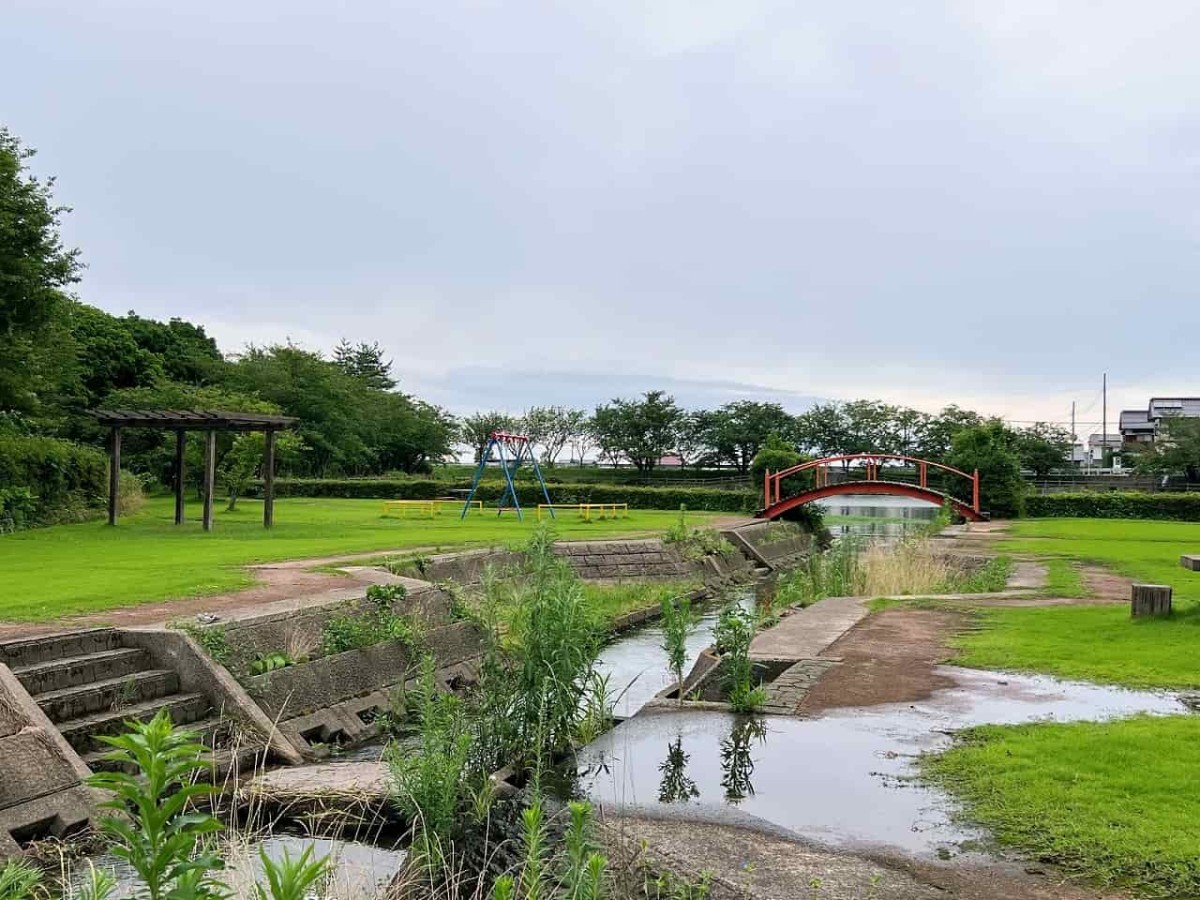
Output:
top-left (1003, 518), bottom-right (1200, 605)
top-left (947, 518), bottom-right (1200, 688)
top-left (923, 715), bottom-right (1200, 898)
top-left (0, 498), bottom-right (715, 622)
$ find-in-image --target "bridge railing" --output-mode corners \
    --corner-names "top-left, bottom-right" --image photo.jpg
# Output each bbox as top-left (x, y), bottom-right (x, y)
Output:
top-left (764, 453), bottom-right (980, 514)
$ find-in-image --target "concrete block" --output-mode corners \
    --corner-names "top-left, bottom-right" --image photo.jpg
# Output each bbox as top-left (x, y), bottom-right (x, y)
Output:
top-left (1182, 555), bottom-right (1200, 572)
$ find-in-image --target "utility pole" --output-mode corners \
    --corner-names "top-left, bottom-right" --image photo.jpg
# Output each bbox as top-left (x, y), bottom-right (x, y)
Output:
top-left (1102, 373), bottom-right (1108, 468)
top-left (1071, 400), bottom-right (1076, 465)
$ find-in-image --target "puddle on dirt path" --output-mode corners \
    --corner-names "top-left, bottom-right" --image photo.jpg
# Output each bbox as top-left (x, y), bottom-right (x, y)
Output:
top-left (74, 834), bottom-right (407, 899)
top-left (595, 592), bottom-right (754, 718)
top-left (576, 667), bottom-right (1187, 859)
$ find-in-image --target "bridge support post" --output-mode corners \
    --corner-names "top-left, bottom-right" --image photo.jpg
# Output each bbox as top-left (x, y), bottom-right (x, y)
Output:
top-left (764, 470), bottom-right (771, 509)
top-left (973, 469), bottom-right (980, 514)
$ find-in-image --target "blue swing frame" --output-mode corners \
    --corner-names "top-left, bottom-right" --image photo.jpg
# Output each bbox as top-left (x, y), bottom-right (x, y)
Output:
top-left (461, 431), bottom-right (555, 521)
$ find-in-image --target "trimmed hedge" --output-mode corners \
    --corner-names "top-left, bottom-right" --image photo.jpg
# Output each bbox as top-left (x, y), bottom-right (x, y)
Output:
top-left (0, 432), bottom-right (108, 528)
top-left (252, 477), bottom-right (761, 514)
top-left (1025, 491), bottom-right (1200, 521)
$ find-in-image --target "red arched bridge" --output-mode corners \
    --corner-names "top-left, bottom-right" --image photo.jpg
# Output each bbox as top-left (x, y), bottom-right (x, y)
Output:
top-left (759, 454), bottom-right (984, 522)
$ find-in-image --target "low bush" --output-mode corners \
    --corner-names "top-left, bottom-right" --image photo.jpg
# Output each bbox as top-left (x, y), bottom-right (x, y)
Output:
top-left (320, 607), bottom-right (419, 655)
top-left (1026, 491), bottom-right (1200, 521)
top-left (0, 430), bottom-right (108, 528)
top-left (253, 477), bottom-right (761, 513)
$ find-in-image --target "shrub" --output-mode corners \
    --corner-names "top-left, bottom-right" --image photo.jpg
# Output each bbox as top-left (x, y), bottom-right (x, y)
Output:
top-left (321, 607), bottom-right (419, 655)
top-left (253, 477), bottom-right (760, 513)
top-left (712, 604), bottom-right (765, 713)
top-left (0, 431), bottom-right (107, 527)
top-left (1025, 491), bottom-right (1200, 521)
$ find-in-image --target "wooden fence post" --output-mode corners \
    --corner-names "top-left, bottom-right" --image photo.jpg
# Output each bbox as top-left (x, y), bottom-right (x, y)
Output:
top-left (1131, 583), bottom-right (1172, 617)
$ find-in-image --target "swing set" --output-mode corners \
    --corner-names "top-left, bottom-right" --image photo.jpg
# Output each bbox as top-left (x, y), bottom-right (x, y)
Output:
top-left (461, 431), bottom-right (554, 521)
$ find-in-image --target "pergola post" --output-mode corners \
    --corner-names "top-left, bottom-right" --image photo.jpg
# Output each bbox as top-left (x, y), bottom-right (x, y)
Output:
top-left (107, 426), bottom-right (122, 526)
top-left (263, 428), bottom-right (276, 529)
top-left (202, 429), bottom-right (217, 532)
top-left (173, 430), bottom-right (186, 525)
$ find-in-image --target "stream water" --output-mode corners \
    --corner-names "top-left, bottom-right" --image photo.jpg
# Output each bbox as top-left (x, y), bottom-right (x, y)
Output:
top-left (576, 495), bottom-right (1190, 861)
top-left (71, 834), bottom-right (407, 899)
top-left (575, 668), bottom-right (1187, 858)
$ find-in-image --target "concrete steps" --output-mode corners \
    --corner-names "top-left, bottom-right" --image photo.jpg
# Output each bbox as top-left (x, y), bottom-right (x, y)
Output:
top-left (34, 669), bottom-right (180, 723)
top-left (58, 693), bottom-right (211, 755)
top-left (0, 628), bottom-right (222, 770)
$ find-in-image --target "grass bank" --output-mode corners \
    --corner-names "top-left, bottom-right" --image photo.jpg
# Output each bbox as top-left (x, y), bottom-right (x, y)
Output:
top-left (0, 498), bottom-right (715, 622)
top-left (924, 715), bottom-right (1200, 898)
top-left (948, 518), bottom-right (1200, 688)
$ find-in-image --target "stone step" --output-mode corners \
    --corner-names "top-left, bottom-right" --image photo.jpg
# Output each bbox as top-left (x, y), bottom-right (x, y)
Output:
top-left (59, 693), bottom-right (211, 755)
top-left (0, 628), bottom-right (122, 670)
top-left (35, 670), bottom-right (180, 724)
top-left (11, 647), bottom-right (150, 696)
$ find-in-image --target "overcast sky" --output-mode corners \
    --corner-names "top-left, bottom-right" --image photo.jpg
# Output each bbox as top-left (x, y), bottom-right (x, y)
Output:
top-left (4, 1), bottom-right (1198, 433)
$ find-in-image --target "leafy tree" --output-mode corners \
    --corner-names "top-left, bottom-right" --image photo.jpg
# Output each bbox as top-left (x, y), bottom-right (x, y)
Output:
top-left (1134, 416), bottom-right (1200, 482)
top-left (794, 403), bottom-right (850, 457)
top-left (220, 430), bottom-right (302, 509)
top-left (521, 405), bottom-right (577, 466)
top-left (1014, 422), bottom-right (1073, 476)
top-left (227, 344), bottom-right (371, 475)
top-left (121, 313), bottom-right (223, 385)
top-left (947, 421), bottom-right (1025, 517)
top-left (0, 128), bottom-right (81, 414)
top-left (919, 405), bottom-right (984, 461)
top-left (749, 432), bottom-right (802, 483)
top-left (366, 391), bottom-right (454, 474)
top-left (333, 339), bottom-right (396, 391)
top-left (459, 410), bottom-right (519, 463)
top-left (839, 399), bottom-right (905, 455)
top-left (695, 401), bottom-right (795, 473)
top-left (563, 409), bottom-right (594, 466)
top-left (67, 304), bottom-right (164, 408)
top-left (591, 391), bottom-right (684, 473)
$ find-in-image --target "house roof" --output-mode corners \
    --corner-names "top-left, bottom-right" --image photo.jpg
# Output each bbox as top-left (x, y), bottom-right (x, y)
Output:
top-left (1148, 398), bottom-right (1200, 419)
top-left (1119, 409), bottom-right (1153, 431)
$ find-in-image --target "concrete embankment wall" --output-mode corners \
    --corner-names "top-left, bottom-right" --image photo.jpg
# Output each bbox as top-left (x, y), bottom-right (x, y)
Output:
top-left (0, 662), bottom-right (97, 856)
top-left (424, 538), bottom-right (750, 585)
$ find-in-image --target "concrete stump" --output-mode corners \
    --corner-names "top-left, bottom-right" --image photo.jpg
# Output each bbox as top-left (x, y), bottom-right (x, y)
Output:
top-left (1181, 555), bottom-right (1200, 572)
top-left (1131, 583), bottom-right (1173, 618)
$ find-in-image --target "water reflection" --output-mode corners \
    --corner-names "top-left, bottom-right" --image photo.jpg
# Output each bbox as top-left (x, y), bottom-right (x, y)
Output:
top-left (577, 669), bottom-right (1186, 857)
top-left (719, 717), bottom-right (766, 804)
top-left (657, 735), bottom-right (700, 803)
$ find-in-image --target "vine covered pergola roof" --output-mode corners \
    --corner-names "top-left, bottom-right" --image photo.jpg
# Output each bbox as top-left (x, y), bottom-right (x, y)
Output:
top-left (94, 409), bottom-right (297, 430)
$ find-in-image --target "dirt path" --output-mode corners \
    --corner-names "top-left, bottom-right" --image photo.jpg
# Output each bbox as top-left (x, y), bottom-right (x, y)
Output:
top-left (0, 549), bottom-right (425, 640)
top-left (799, 606), bottom-right (965, 712)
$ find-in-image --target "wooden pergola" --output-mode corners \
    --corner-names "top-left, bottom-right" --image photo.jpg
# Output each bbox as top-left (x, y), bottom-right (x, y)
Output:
top-left (93, 409), bottom-right (298, 531)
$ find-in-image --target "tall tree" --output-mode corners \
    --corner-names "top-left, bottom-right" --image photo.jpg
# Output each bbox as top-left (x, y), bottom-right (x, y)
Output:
top-left (521, 406), bottom-right (578, 466)
top-left (0, 128), bottom-right (82, 414)
top-left (333, 340), bottom-right (396, 391)
top-left (696, 401), bottom-right (795, 474)
top-left (227, 344), bottom-right (371, 476)
top-left (919, 405), bottom-right (985, 461)
top-left (1014, 422), bottom-right (1073, 476)
top-left (458, 410), bottom-right (518, 463)
top-left (794, 403), bottom-right (850, 457)
top-left (947, 421), bottom-right (1025, 517)
top-left (591, 391), bottom-right (684, 473)
top-left (1134, 416), bottom-right (1200, 482)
